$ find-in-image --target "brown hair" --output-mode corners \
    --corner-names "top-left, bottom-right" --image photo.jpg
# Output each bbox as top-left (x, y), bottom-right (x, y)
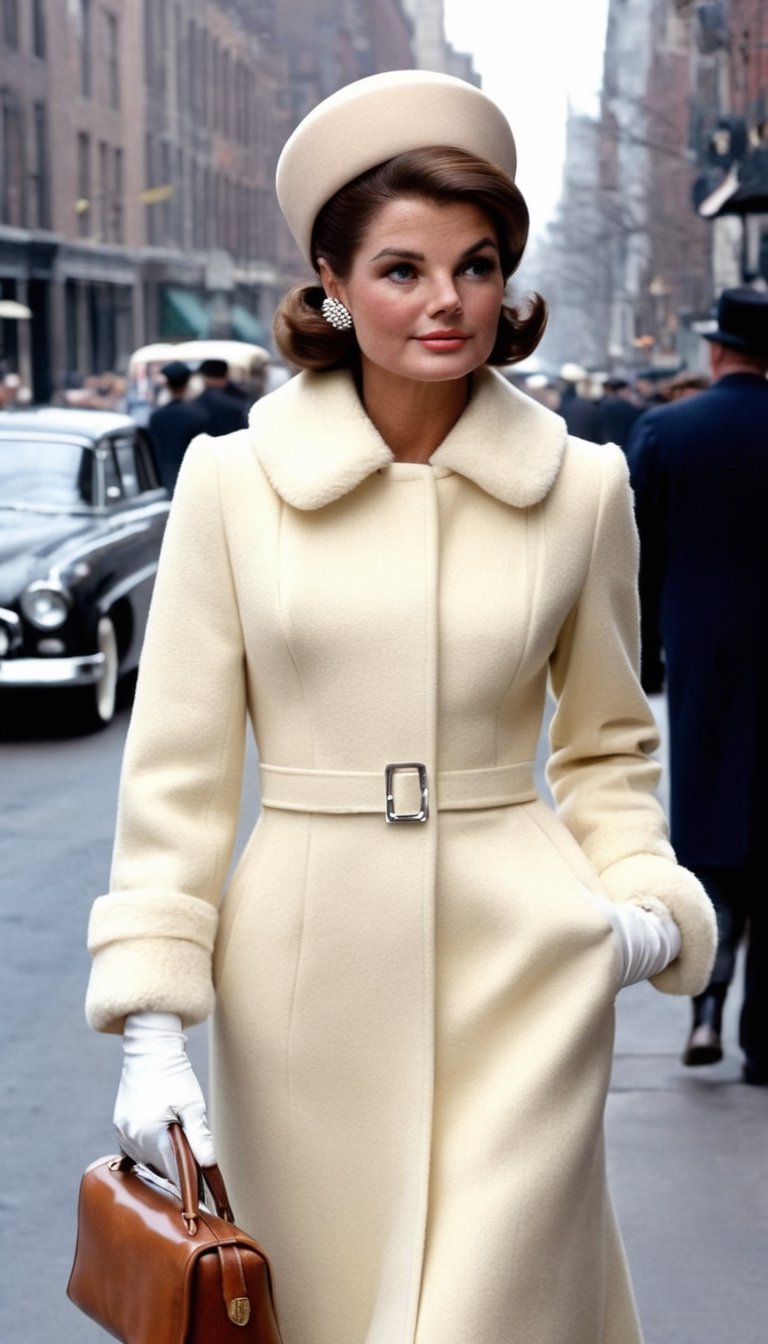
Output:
top-left (273, 146), bottom-right (547, 371)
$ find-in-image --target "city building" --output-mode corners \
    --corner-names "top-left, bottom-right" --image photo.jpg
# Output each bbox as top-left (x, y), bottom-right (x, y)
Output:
top-left (0, 0), bottom-right (430, 402)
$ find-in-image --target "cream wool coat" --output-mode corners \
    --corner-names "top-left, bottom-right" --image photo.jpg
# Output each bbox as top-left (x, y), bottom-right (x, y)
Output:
top-left (87, 367), bottom-right (716, 1344)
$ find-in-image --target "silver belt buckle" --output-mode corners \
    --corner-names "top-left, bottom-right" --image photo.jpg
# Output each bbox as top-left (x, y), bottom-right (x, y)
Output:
top-left (385, 762), bottom-right (429, 823)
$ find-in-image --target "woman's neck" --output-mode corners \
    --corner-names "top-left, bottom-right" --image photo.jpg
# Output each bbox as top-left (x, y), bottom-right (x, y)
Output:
top-left (358, 366), bottom-right (470, 463)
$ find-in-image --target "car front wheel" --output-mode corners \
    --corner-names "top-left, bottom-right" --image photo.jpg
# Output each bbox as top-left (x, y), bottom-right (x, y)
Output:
top-left (72, 614), bottom-right (119, 732)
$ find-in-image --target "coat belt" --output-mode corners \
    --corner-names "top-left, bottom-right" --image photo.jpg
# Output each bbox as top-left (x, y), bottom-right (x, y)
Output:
top-left (259, 761), bottom-right (537, 816)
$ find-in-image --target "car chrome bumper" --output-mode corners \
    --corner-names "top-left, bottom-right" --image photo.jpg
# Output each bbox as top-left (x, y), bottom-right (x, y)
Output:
top-left (0, 653), bottom-right (105, 688)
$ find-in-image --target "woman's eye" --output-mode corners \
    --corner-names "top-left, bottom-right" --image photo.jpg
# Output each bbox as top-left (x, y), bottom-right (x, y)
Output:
top-left (387, 263), bottom-right (416, 282)
top-left (463, 256), bottom-right (496, 277)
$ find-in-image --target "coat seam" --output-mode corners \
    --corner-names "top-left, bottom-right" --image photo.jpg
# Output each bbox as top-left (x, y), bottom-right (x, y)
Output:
top-left (275, 495), bottom-right (317, 767)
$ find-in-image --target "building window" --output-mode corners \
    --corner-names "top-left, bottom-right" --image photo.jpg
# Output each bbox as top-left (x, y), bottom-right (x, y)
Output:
top-left (143, 0), bottom-right (167, 95)
top-left (202, 166), bottom-right (211, 249)
top-left (31, 102), bottom-right (49, 228)
top-left (32, 0), bottom-right (46, 57)
top-left (145, 132), bottom-right (156, 243)
top-left (106, 12), bottom-right (120, 110)
top-left (1, 91), bottom-right (24, 225)
top-left (113, 147), bottom-right (124, 243)
top-left (79, 0), bottom-right (93, 98)
top-left (176, 7), bottom-right (186, 115)
top-left (200, 30), bottom-right (209, 127)
top-left (99, 140), bottom-right (109, 239)
top-left (220, 50), bottom-right (229, 135)
top-left (77, 130), bottom-right (91, 236)
top-left (160, 139), bottom-right (171, 243)
top-left (174, 145), bottom-right (184, 244)
top-left (188, 21), bottom-right (197, 115)
top-left (2, 0), bottom-right (18, 48)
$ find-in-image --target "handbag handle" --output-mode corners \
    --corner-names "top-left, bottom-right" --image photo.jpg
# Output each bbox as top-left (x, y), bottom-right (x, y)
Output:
top-left (117, 1123), bottom-right (235, 1234)
top-left (167, 1121), bottom-right (235, 1232)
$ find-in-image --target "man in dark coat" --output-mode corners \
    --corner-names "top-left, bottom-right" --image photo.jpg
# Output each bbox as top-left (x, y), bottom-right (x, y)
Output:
top-left (627, 287), bottom-right (768, 1084)
top-left (147, 361), bottom-right (207, 494)
top-left (595, 376), bottom-right (642, 448)
top-left (557, 363), bottom-right (599, 440)
top-left (191, 358), bottom-right (251, 436)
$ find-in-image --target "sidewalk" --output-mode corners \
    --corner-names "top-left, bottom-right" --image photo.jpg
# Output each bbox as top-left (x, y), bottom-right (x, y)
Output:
top-left (556, 692), bottom-right (767, 1343)
top-left (608, 971), bottom-right (767, 1344)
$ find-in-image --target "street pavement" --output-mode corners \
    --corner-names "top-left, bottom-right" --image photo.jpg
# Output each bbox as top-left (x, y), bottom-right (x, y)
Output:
top-left (0, 690), bottom-right (765, 1342)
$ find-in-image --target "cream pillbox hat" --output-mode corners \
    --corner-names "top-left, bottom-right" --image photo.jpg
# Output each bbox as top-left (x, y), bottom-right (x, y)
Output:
top-left (276, 69), bottom-right (518, 266)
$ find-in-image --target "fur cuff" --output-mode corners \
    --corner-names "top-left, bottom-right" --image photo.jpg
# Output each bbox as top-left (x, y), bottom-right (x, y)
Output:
top-left (598, 854), bottom-right (717, 996)
top-left (86, 890), bottom-right (218, 1034)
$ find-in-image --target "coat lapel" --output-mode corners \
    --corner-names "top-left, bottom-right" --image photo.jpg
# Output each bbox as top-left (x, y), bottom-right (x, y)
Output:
top-left (248, 366), bottom-right (567, 510)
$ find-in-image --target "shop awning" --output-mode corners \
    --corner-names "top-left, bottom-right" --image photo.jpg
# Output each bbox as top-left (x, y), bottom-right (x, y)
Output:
top-left (161, 287), bottom-right (211, 338)
top-left (231, 303), bottom-right (268, 344)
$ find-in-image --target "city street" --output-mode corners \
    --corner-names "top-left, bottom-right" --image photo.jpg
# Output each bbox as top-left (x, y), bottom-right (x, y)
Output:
top-left (1, 692), bottom-right (765, 1343)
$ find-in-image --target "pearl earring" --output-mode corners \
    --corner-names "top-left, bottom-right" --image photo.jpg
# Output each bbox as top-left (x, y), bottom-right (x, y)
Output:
top-left (321, 296), bottom-right (353, 331)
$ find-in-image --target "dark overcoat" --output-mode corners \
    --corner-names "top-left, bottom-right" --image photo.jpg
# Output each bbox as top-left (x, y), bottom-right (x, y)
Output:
top-left (626, 372), bottom-right (768, 867)
top-left (596, 394), bottom-right (641, 448)
top-left (148, 399), bottom-right (207, 493)
top-left (192, 385), bottom-right (250, 436)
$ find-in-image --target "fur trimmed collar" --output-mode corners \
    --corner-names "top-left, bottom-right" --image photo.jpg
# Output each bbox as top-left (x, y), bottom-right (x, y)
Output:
top-left (248, 366), bottom-right (567, 510)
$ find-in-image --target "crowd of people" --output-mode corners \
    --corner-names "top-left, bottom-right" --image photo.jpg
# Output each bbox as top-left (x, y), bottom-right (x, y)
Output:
top-left (146, 357), bottom-right (251, 493)
top-left (511, 360), bottom-right (713, 449)
top-left (530, 293), bottom-right (768, 1088)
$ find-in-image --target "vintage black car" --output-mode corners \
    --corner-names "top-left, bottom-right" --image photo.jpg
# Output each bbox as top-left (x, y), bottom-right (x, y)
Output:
top-left (0, 408), bottom-right (170, 731)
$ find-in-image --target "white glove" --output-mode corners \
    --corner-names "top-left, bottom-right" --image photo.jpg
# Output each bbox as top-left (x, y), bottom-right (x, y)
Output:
top-left (593, 897), bottom-right (682, 989)
top-left (113, 1011), bottom-right (216, 1182)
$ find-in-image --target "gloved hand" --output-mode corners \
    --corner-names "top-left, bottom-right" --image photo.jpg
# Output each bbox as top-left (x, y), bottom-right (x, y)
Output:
top-left (593, 897), bottom-right (682, 990)
top-left (113, 1011), bottom-right (216, 1182)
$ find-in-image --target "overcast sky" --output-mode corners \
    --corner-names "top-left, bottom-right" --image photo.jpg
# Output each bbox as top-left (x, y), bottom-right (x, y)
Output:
top-left (442, 0), bottom-right (610, 233)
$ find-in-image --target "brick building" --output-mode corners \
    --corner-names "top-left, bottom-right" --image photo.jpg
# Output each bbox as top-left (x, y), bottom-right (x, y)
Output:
top-left (0, 0), bottom-right (428, 402)
top-left (534, 1), bottom-right (760, 374)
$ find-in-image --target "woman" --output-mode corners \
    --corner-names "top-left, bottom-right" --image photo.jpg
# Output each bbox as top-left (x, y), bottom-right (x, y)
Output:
top-left (86, 72), bottom-right (716, 1344)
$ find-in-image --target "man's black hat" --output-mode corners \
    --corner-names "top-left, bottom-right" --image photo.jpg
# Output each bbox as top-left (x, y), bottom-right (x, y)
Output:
top-left (704, 287), bottom-right (768, 357)
top-left (199, 358), bottom-right (229, 378)
top-left (160, 360), bottom-right (192, 387)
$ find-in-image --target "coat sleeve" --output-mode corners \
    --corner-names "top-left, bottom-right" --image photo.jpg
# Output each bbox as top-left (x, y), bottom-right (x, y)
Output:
top-left (85, 434), bottom-right (247, 1033)
top-left (625, 411), bottom-right (667, 693)
top-left (546, 445), bottom-right (716, 996)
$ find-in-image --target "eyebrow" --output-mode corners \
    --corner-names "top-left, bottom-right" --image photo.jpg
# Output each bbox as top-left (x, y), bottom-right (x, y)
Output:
top-left (369, 235), bottom-right (499, 263)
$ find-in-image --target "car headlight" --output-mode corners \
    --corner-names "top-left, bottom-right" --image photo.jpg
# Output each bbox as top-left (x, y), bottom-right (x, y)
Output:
top-left (20, 581), bottom-right (72, 630)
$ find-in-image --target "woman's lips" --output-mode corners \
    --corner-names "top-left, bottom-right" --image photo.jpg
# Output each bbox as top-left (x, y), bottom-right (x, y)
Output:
top-left (416, 331), bottom-right (470, 352)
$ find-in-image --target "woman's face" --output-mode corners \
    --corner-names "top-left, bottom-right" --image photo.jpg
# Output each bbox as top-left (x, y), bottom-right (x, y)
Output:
top-left (318, 196), bottom-right (505, 385)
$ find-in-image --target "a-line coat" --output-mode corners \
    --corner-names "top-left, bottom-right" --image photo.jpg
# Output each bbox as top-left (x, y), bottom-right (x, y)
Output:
top-left (86, 367), bottom-right (716, 1344)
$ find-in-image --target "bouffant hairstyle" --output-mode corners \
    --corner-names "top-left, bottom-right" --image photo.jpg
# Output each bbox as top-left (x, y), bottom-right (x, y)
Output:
top-left (273, 146), bottom-right (547, 371)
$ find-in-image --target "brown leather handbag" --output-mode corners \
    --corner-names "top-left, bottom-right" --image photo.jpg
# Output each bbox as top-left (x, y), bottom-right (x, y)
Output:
top-left (67, 1123), bottom-right (282, 1343)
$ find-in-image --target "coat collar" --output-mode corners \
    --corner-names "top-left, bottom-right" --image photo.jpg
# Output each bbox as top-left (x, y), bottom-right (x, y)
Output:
top-left (248, 366), bottom-right (567, 510)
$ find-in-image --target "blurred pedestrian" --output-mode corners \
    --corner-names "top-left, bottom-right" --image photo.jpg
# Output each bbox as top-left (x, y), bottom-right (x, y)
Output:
top-left (147, 361), bottom-right (207, 494)
top-left (595, 375), bottom-right (642, 448)
top-left (192, 357), bottom-right (250, 435)
top-left (557, 362), bottom-right (599, 439)
top-left (663, 370), bottom-right (709, 401)
top-left (84, 69), bottom-right (715, 1344)
top-left (627, 287), bottom-right (768, 1083)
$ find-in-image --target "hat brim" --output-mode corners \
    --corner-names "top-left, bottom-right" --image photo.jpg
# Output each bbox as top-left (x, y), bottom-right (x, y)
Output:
top-left (276, 70), bottom-right (517, 266)
top-left (703, 329), bottom-right (768, 357)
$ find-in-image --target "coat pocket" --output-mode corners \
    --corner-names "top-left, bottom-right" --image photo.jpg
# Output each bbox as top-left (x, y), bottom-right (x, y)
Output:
top-left (519, 801), bottom-right (624, 993)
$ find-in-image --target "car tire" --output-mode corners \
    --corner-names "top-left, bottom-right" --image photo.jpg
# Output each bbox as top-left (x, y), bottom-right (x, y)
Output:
top-left (72, 614), bottom-right (119, 732)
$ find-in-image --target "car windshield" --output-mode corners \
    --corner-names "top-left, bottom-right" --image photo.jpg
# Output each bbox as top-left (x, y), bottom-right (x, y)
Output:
top-left (0, 439), bottom-right (94, 509)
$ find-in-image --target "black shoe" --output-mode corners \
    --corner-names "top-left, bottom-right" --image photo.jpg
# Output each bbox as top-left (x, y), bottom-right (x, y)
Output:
top-left (683, 1024), bottom-right (723, 1066)
top-left (742, 1061), bottom-right (768, 1087)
